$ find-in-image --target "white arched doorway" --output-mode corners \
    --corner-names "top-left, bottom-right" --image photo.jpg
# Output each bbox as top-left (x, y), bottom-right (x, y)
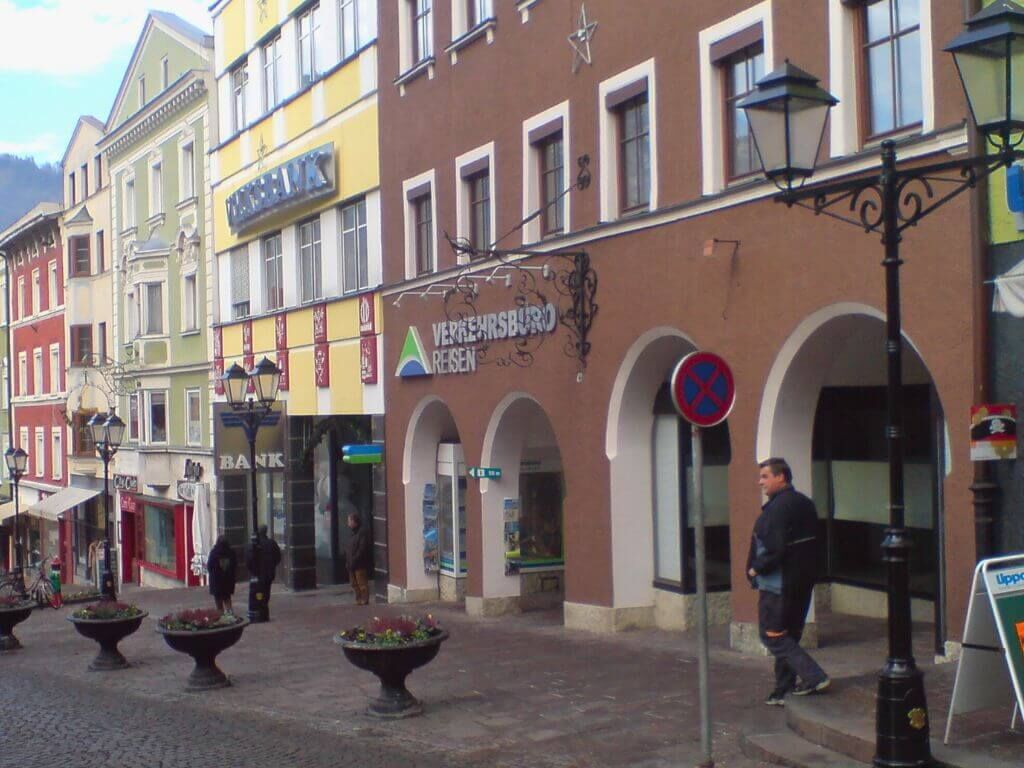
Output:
top-left (473, 394), bottom-right (565, 617)
top-left (757, 303), bottom-right (947, 630)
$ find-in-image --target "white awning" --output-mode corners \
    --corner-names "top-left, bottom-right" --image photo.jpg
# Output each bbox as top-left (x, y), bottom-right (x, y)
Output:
top-left (23, 487), bottom-right (101, 522)
top-left (992, 258), bottom-right (1024, 318)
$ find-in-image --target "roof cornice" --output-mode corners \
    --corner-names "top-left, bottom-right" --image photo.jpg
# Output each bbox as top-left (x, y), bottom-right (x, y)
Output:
top-left (100, 73), bottom-right (208, 158)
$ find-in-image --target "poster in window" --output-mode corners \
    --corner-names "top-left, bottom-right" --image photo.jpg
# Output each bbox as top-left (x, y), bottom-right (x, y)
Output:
top-left (970, 404), bottom-right (1017, 461)
top-left (503, 498), bottom-right (520, 576)
top-left (423, 483), bottom-right (439, 573)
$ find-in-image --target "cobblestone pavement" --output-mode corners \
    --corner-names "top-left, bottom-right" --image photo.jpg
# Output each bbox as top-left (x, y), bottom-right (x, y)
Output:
top-left (0, 585), bottom-right (924, 768)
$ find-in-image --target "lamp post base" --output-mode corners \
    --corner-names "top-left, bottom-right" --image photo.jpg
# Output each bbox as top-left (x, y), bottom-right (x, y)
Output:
top-left (248, 576), bottom-right (268, 623)
top-left (873, 661), bottom-right (931, 768)
top-left (101, 568), bottom-right (116, 602)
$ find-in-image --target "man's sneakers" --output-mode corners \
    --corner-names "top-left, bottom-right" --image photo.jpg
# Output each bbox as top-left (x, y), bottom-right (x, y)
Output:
top-left (764, 690), bottom-right (787, 707)
top-left (791, 677), bottom-right (832, 696)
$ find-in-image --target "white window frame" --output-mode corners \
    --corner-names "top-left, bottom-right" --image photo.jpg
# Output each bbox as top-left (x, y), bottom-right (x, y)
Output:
top-left (124, 176), bottom-right (136, 229)
top-left (298, 215), bottom-right (323, 303)
top-left (522, 102), bottom-right (571, 244)
top-left (146, 390), bottom-right (169, 445)
top-left (339, 0), bottom-right (378, 60)
top-left (185, 388), bottom-right (202, 447)
top-left (51, 428), bottom-right (62, 481)
top-left (698, 2), bottom-right (774, 195)
top-left (17, 276), bottom-right (24, 319)
top-left (161, 56), bottom-right (169, 90)
top-left (32, 348), bottom-right (42, 395)
top-left (179, 140), bottom-right (195, 201)
top-left (138, 75), bottom-right (146, 105)
top-left (141, 281), bottom-right (165, 336)
top-left (451, 0), bottom-right (493, 43)
top-left (18, 426), bottom-right (28, 462)
top-left (231, 62), bottom-right (248, 133)
top-left (49, 344), bottom-right (60, 394)
top-left (149, 158), bottom-right (163, 216)
top-left (455, 142), bottom-right (496, 261)
top-left (340, 198), bottom-right (369, 293)
top-left (298, 3), bottom-right (323, 88)
top-left (1, 359), bottom-right (7, 407)
top-left (31, 268), bottom-right (40, 314)
top-left (128, 391), bottom-right (141, 442)
top-left (399, 0), bottom-right (434, 74)
top-left (402, 169), bottom-right (437, 279)
top-left (263, 35), bottom-right (283, 111)
top-left (35, 428), bottom-right (44, 478)
top-left (263, 232), bottom-right (284, 310)
top-left (47, 261), bottom-right (58, 308)
top-left (17, 352), bottom-right (27, 396)
top-left (182, 271), bottom-right (199, 332)
top-left (230, 246), bottom-right (251, 318)
top-left (826, 0), bottom-right (935, 158)
top-left (598, 59), bottom-right (658, 221)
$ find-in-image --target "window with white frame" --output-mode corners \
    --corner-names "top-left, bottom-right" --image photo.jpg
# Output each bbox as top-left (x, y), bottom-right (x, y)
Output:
top-left (413, 191), bottom-right (433, 274)
top-left (17, 276), bottom-right (24, 319)
top-left (339, 0), bottom-right (377, 59)
top-left (298, 4), bottom-right (322, 88)
top-left (340, 199), bottom-right (368, 293)
top-left (147, 391), bottom-right (167, 444)
top-left (186, 389), bottom-right (201, 446)
top-left (49, 345), bottom-right (60, 393)
top-left (231, 62), bottom-right (248, 133)
top-left (861, 0), bottom-right (922, 137)
top-left (599, 61), bottom-right (657, 220)
top-left (180, 142), bottom-right (195, 200)
top-left (17, 352), bottom-right (26, 396)
top-left (33, 348), bottom-right (42, 395)
top-left (138, 75), bottom-right (146, 105)
top-left (457, 152), bottom-right (492, 253)
top-left (299, 216), bottom-right (323, 303)
top-left (143, 282), bottom-right (164, 335)
top-left (263, 35), bottom-right (283, 111)
top-left (538, 130), bottom-right (565, 236)
top-left (31, 269), bottom-right (40, 314)
top-left (128, 392), bottom-right (140, 441)
top-left (35, 428), bottom-right (44, 477)
top-left (48, 261), bottom-right (58, 307)
top-left (51, 428), bottom-right (62, 481)
top-left (161, 57), bottom-right (170, 89)
top-left (412, 0), bottom-right (432, 62)
top-left (719, 38), bottom-right (765, 180)
top-left (231, 246), bottom-right (251, 319)
top-left (150, 161), bottom-right (163, 216)
top-left (263, 233), bottom-right (284, 310)
top-left (126, 289), bottom-right (139, 339)
top-left (124, 177), bottom-right (136, 228)
top-left (183, 273), bottom-right (198, 331)
top-left (18, 426), bottom-right (28, 460)
top-left (1, 359), bottom-right (7, 407)
top-left (468, 0), bottom-right (493, 28)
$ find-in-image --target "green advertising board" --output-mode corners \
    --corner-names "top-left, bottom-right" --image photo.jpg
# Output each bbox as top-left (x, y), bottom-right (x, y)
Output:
top-left (984, 560), bottom-right (1024, 709)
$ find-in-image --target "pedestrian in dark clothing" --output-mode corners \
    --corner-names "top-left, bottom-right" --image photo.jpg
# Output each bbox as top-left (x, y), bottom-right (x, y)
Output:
top-left (207, 535), bottom-right (237, 614)
top-left (246, 525), bottom-right (282, 622)
top-left (747, 457), bottom-right (830, 706)
top-left (346, 513), bottom-right (372, 605)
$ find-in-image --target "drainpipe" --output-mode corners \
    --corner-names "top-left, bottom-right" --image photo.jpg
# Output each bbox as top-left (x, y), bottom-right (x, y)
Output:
top-left (1, 250), bottom-right (12, 453)
top-left (964, 0), bottom-right (998, 561)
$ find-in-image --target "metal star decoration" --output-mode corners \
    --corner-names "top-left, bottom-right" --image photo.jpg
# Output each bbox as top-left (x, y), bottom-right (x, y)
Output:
top-left (257, 0), bottom-right (269, 22)
top-left (568, 3), bottom-right (598, 73)
top-left (257, 137), bottom-right (269, 170)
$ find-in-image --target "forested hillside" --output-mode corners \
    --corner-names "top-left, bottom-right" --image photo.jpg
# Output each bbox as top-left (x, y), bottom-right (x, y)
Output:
top-left (0, 154), bottom-right (61, 231)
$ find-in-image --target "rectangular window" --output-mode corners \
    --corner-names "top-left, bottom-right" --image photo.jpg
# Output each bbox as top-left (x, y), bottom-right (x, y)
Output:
top-left (81, 164), bottom-right (89, 198)
top-left (723, 42), bottom-right (764, 179)
top-left (181, 143), bottom-right (195, 200)
top-left (161, 56), bottom-right (169, 89)
top-left (51, 429), bottom-right (62, 481)
top-left (186, 389), bottom-right (201, 446)
top-left (1, 360), bottom-right (7, 408)
top-left (299, 217), bottom-right (323, 303)
top-left (35, 429), bottom-right (44, 478)
top-left (31, 269), bottom-right (40, 314)
top-left (98, 322), bottom-right (107, 363)
top-left (17, 277), bottom-right (25, 319)
top-left (138, 75), bottom-right (146, 105)
top-left (48, 261), bottom-right (58, 306)
top-left (128, 392), bottom-right (140, 441)
top-left (144, 283), bottom-right (163, 335)
top-left (263, 35), bottom-right (282, 111)
top-left (183, 273), bottom-right (198, 331)
top-left (413, 193), bottom-right (433, 275)
top-left (231, 247), bottom-right (250, 318)
top-left (340, 199), bottom-right (368, 293)
top-left (231, 63), bottom-right (248, 133)
top-left (150, 162), bottom-right (163, 215)
top-left (468, 171), bottom-right (491, 251)
top-left (126, 290), bottom-right (139, 339)
top-left (148, 392), bottom-right (167, 444)
top-left (33, 349), bottom-right (42, 395)
top-left (94, 155), bottom-right (102, 187)
top-left (618, 94), bottom-right (651, 211)
top-left (49, 345), bottom-right (60, 393)
top-left (124, 179), bottom-right (135, 228)
top-left (96, 231), bottom-right (105, 272)
top-left (18, 352), bottom-right (26, 396)
top-left (143, 504), bottom-right (176, 571)
top-left (71, 325), bottom-right (92, 365)
top-left (69, 172), bottom-right (76, 207)
top-left (263, 233), bottom-right (284, 310)
top-left (298, 4), bottom-right (322, 88)
top-left (340, 0), bottom-right (377, 59)
top-left (468, 0), bottom-right (492, 28)
top-left (70, 236), bottom-right (90, 276)
top-left (539, 133), bottom-right (565, 236)
top-left (72, 411), bottom-right (96, 457)
top-left (863, 0), bottom-right (922, 137)
top-left (412, 0), bottom-right (432, 62)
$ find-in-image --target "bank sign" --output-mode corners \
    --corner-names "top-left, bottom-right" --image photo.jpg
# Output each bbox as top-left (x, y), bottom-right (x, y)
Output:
top-left (226, 143), bottom-right (336, 233)
top-left (395, 303), bottom-right (558, 378)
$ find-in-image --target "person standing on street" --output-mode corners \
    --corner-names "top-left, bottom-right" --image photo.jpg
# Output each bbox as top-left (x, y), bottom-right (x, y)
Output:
top-left (207, 535), bottom-right (237, 614)
top-left (346, 513), bottom-right (372, 606)
top-left (247, 525), bottom-right (282, 621)
top-left (747, 457), bottom-right (831, 706)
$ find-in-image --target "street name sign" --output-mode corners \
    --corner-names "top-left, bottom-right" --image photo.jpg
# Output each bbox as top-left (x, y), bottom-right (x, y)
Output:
top-left (468, 466), bottom-right (502, 480)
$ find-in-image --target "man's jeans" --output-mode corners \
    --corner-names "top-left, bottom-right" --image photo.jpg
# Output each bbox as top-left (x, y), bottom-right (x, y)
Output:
top-left (759, 588), bottom-right (827, 692)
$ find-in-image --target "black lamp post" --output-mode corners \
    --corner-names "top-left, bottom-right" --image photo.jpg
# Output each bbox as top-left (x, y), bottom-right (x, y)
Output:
top-left (88, 411), bottom-right (126, 601)
top-left (221, 356), bottom-right (281, 623)
top-left (4, 447), bottom-right (28, 598)
top-left (738, 4), bottom-right (1024, 766)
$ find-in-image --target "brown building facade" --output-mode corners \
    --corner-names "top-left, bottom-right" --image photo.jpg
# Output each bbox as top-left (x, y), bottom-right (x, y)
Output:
top-left (378, 0), bottom-right (983, 652)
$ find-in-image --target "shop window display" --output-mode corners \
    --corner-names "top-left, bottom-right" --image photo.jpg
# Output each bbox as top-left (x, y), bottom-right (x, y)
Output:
top-left (518, 471), bottom-right (563, 564)
top-left (143, 503), bottom-right (176, 572)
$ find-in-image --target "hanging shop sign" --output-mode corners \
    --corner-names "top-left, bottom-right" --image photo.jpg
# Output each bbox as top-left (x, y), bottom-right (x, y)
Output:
top-left (113, 474), bottom-right (138, 493)
top-left (225, 143), bottom-right (336, 233)
top-left (342, 444), bottom-right (383, 465)
top-left (970, 404), bottom-right (1017, 461)
top-left (395, 302), bottom-right (559, 378)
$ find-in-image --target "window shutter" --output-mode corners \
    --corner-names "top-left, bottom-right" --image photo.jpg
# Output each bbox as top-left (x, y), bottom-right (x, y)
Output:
top-left (709, 23), bottom-right (763, 64)
top-left (231, 248), bottom-right (250, 303)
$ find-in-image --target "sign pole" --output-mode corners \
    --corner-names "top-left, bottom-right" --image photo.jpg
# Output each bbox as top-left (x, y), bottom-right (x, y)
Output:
top-left (692, 423), bottom-right (713, 768)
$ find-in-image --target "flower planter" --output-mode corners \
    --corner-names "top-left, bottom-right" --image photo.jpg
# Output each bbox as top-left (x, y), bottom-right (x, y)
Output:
top-left (156, 619), bottom-right (248, 691)
top-left (67, 611), bottom-right (148, 671)
top-left (0, 602), bottom-right (33, 652)
top-left (334, 630), bottom-right (449, 718)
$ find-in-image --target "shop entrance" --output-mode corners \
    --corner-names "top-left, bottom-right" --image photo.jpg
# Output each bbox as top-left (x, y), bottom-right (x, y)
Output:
top-left (433, 442), bottom-right (467, 600)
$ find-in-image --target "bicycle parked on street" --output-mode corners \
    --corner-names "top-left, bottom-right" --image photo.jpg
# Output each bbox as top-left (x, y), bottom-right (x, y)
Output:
top-left (0, 556), bottom-right (60, 608)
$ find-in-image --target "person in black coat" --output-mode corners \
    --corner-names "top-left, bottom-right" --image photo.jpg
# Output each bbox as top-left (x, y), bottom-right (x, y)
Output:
top-left (346, 513), bottom-right (372, 605)
top-left (246, 525), bottom-right (283, 621)
top-left (207, 535), bottom-right (237, 613)
top-left (747, 458), bottom-right (830, 705)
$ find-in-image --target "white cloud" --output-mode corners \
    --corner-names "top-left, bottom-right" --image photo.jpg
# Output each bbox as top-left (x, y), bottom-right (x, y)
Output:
top-left (0, 133), bottom-right (62, 162)
top-left (0, 0), bottom-right (212, 77)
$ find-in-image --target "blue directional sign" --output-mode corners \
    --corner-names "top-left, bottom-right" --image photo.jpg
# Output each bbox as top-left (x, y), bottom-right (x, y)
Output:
top-left (468, 466), bottom-right (502, 480)
top-left (342, 444), bottom-right (383, 465)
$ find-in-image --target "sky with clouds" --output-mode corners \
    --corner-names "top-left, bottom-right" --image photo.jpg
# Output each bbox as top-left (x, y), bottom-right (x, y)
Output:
top-left (0, 0), bottom-right (213, 165)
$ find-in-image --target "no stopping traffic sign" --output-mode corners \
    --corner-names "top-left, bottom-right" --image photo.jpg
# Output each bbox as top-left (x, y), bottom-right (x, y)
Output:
top-left (670, 351), bottom-right (736, 428)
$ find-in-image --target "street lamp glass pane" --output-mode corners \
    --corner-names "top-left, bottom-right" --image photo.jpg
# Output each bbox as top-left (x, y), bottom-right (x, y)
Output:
top-left (88, 412), bottom-right (108, 446)
top-left (222, 363), bottom-right (249, 405)
top-left (11, 448), bottom-right (27, 474)
top-left (105, 414), bottom-right (126, 448)
top-left (251, 357), bottom-right (281, 405)
top-left (787, 100), bottom-right (832, 174)
top-left (4, 448), bottom-right (15, 473)
top-left (745, 106), bottom-right (787, 175)
top-left (953, 44), bottom-right (1008, 130)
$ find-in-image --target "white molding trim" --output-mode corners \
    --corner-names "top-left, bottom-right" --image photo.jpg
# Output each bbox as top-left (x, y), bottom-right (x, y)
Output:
top-left (402, 168), bottom-right (438, 279)
top-left (454, 141), bottom-right (496, 262)
top-left (521, 101), bottom-right (571, 245)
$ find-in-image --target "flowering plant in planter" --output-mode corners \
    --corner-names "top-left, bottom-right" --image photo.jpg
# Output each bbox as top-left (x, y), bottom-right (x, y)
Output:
top-left (158, 608), bottom-right (243, 632)
top-left (0, 595), bottom-right (32, 608)
top-left (337, 614), bottom-right (442, 647)
top-left (71, 602), bottom-right (143, 620)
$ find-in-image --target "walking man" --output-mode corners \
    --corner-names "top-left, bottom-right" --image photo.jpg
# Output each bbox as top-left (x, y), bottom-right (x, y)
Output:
top-left (247, 525), bottom-right (282, 622)
top-left (346, 512), bottom-right (372, 605)
top-left (747, 457), bottom-right (830, 706)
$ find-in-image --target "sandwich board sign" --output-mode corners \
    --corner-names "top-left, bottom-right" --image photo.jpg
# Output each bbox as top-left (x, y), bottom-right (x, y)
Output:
top-left (944, 554), bottom-right (1024, 743)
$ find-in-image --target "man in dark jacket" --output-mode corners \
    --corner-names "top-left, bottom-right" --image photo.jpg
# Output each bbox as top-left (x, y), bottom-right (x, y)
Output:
top-left (747, 458), bottom-right (830, 705)
top-left (346, 513), bottom-right (372, 605)
top-left (246, 525), bottom-right (282, 622)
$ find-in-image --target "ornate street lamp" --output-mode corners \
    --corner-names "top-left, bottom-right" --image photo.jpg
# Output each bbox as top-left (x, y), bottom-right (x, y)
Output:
top-left (4, 447), bottom-right (28, 598)
top-left (739, 4), bottom-right (1024, 767)
top-left (222, 357), bottom-right (281, 623)
top-left (90, 410), bottom-right (125, 600)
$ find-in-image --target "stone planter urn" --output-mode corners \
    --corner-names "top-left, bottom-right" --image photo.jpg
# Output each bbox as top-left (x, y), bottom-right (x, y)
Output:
top-left (67, 610), bottom-right (148, 670)
top-left (334, 630), bottom-right (449, 718)
top-left (157, 618), bottom-right (248, 691)
top-left (0, 601), bottom-right (34, 652)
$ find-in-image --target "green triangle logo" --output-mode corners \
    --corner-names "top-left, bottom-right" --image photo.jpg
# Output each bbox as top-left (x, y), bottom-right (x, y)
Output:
top-left (395, 327), bottom-right (432, 377)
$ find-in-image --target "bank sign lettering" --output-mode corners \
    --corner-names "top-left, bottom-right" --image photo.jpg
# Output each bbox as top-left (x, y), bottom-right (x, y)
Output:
top-left (219, 452), bottom-right (285, 471)
top-left (226, 143), bottom-right (335, 233)
top-left (395, 303), bottom-right (558, 378)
